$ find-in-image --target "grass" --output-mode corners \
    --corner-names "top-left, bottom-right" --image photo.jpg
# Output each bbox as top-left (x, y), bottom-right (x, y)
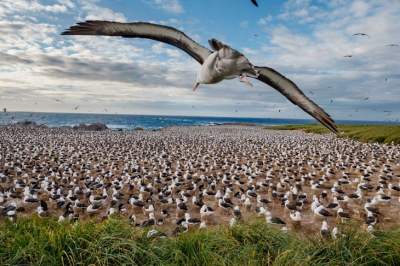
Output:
top-left (267, 124), bottom-right (400, 144)
top-left (1, 217), bottom-right (400, 265)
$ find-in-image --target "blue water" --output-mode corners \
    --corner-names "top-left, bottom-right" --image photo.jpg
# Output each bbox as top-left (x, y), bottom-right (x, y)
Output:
top-left (0, 112), bottom-right (397, 130)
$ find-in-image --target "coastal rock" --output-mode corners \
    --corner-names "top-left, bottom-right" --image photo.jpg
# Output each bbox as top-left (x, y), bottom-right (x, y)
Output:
top-left (72, 123), bottom-right (108, 131)
top-left (15, 120), bottom-right (47, 128)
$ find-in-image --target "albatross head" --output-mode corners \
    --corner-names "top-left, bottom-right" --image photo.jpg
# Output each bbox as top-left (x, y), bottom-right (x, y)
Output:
top-left (193, 39), bottom-right (258, 91)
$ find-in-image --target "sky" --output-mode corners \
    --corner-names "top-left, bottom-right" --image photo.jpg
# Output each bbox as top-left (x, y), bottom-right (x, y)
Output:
top-left (0, 0), bottom-right (399, 121)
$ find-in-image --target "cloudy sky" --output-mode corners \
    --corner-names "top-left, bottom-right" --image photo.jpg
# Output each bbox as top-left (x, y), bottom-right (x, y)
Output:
top-left (0, 0), bottom-right (399, 121)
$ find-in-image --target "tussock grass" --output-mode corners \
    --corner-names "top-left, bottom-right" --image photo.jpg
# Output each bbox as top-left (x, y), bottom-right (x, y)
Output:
top-left (1, 217), bottom-right (400, 265)
top-left (267, 124), bottom-right (400, 144)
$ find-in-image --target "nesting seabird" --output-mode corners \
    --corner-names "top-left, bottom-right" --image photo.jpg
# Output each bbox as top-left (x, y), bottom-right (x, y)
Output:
top-left (331, 226), bottom-right (339, 239)
top-left (265, 211), bottom-right (286, 225)
top-left (337, 207), bottom-right (351, 221)
top-left (62, 21), bottom-right (338, 133)
top-left (314, 205), bottom-right (332, 218)
top-left (320, 220), bottom-right (330, 238)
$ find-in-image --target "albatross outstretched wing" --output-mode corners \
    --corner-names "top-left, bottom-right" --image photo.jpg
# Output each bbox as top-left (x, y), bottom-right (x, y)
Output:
top-left (62, 21), bottom-right (211, 64)
top-left (254, 66), bottom-right (338, 133)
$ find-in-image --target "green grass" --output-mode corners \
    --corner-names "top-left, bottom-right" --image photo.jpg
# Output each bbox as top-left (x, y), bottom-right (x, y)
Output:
top-left (1, 217), bottom-right (400, 265)
top-left (267, 124), bottom-right (400, 144)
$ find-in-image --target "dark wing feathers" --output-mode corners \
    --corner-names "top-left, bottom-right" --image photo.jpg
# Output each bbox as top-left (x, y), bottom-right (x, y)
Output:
top-left (62, 20), bottom-right (211, 64)
top-left (62, 21), bottom-right (337, 133)
top-left (254, 66), bottom-right (338, 133)
top-left (208, 38), bottom-right (226, 51)
top-left (251, 0), bottom-right (259, 7)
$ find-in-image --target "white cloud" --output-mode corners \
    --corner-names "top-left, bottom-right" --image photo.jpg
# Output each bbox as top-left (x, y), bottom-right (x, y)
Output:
top-left (79, 0), bottom-right (127, 21)
top-left (0, 0), bottom-right (399, 120)
top-left (258, 15), bottom-right (272, 25)
top-left (350, 0), bottom-right (370, 17)
top-left (253, 0), bottom-right (400, 120)
top-left (0, 0), bottom-right (73, 17)
top-left (143, 0), bottom-right (184, 14)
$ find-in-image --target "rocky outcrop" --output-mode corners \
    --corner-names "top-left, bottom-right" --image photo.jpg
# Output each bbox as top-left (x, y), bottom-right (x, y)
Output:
top-left (72, 123), bottom-right (108, 131)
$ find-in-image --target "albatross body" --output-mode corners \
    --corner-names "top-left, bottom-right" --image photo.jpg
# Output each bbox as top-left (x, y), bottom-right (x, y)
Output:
top-left (62, 21), bottom-right (338, 133)
top-left (194, 40), bottom-right (258, 90)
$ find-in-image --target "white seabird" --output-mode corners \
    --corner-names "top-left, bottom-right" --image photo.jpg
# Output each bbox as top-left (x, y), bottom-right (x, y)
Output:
top-left (62, 21), bottom-right (338, 132)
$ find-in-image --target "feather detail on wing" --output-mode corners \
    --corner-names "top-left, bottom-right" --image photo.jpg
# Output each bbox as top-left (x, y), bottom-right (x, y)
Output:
top-left (254, 66), bottom-right (338, 133)
top-left (62, 20), bottom-right (211, 64)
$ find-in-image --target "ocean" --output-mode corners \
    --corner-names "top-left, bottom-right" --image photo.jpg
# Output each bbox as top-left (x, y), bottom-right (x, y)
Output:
top-left (0, 112), bottom-right (395, 130)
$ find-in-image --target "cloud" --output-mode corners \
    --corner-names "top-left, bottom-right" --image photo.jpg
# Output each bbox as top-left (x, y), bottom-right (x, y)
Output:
top-left (143, 0), bottom-right (184, 14)
top-left (253, 0), bottom-right (400, 120)
top-left (258, 16), bottom-right (272, 25)
top-left (0, 0), bottom-right (399, 120)
top-left (0, 0), bottom-right (74, 17)
top-left (79, 0), bottom-right (127, 21)
top-left (0, 0), bottom-right (206, 115)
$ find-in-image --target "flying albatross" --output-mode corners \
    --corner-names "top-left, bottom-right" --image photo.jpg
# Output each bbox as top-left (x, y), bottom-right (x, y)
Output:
top-left (62, 21), bottom-right (338, 133)
top-left (251, 0), bottom-right (259, 7)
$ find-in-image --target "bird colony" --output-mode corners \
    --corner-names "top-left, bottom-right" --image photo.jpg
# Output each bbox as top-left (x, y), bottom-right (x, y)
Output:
top-left (0, 125), bottom-right (399, 237)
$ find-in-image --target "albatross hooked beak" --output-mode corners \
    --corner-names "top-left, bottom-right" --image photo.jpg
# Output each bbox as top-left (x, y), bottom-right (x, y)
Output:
top-left (239, 73), bottom-right (253, 87)
top-left (239, 66), bottom-right (259, 87)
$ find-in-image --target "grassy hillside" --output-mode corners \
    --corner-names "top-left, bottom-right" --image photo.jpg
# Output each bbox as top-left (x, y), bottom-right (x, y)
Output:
top-left (1, 217), bottom-right (400, 265)
top-left (267, 124), bottom-right (400, 144)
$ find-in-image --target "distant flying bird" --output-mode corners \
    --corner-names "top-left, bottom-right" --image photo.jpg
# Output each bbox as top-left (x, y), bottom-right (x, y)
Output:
top-left (330, 99), bottom-right (334, 104)
top-left (386, 44), bottom-right (399, 47)
top-left (353, 33), bottom-right (369, 37)
top-left (74, 105), bottom-right (80, 110)
top-left (344, 55), bottom-right (353, 58)
top-left (251, 0), bottom-right (258, 7)
top-left (62, 20), bottom-right (338, 133)
top-left (363, 97), bottom-right (369, 101)
top-left (54, 98), bottom-right (62, 103)
top-left (383, 110), bottom-right (392, 116)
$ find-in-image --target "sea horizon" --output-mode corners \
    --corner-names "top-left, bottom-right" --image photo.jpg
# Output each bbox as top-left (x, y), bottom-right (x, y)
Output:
top-left (0, 111), bottom-right (398, 130)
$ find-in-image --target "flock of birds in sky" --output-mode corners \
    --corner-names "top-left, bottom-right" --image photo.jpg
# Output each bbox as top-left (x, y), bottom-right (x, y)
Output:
top-left (0, 0), bottom-right (398, 123)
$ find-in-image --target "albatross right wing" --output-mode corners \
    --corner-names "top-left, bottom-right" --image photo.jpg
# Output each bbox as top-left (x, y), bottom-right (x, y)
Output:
top-left (62, 21), bottom-right (212, 64)
top-left (254, 66), bottom-right (338, 133)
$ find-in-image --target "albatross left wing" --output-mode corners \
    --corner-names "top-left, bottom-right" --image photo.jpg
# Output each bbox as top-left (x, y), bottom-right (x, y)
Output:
top-left (254, 66), bottom-right (338, 133)
top-left (62, 21), bottom-right (211, 64)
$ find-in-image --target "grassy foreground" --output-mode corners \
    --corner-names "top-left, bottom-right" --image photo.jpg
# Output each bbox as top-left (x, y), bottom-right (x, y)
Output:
top-left (267, 124), bottom-right (400, 144)
top-left (0, 218), bottom-right (400, 265)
